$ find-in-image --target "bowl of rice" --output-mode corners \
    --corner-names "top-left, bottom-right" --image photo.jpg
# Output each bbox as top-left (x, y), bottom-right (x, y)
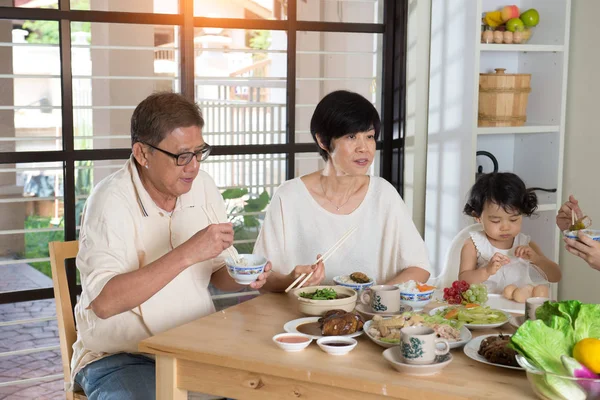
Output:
top-left (563, 229), bottom-right (600, 242)
top-left (333, 273), bottom-right (374, 291)
top-left (225, 254), bottom-right (267, 285)
top-left (396, 280), bottom-right (435, 311)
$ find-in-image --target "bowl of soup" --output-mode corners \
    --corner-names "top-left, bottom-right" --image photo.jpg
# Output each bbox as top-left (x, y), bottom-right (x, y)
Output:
top-left (225, 254), bottom-right (267, 285)
top-left (272, 333), bottom-right (312, 352)
top-left (292, 285), bottom-right (357, 316)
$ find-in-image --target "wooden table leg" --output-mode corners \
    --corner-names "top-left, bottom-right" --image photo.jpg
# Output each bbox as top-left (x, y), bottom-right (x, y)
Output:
top-left (156, 355), bottom-right (187, 400)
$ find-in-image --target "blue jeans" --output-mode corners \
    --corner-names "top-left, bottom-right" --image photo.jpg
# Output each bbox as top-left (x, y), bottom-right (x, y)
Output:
top-left (75, 353), bottom-right (156, 400)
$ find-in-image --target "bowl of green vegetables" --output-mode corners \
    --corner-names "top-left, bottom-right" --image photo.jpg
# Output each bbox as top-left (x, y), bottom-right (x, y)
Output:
top-left (292, 286), bottom-right (357, 316)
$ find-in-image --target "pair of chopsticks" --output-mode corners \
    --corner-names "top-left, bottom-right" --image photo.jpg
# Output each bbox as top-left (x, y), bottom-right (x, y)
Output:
top-left (572, 209), bottom-right (576, 228)
top-left (201, 204), bottom-right (240, 264)
top-left (284, 226), bottom-right (357, 293)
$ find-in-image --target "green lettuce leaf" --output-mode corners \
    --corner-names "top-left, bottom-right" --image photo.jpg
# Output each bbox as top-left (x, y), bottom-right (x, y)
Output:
top-left (573, 303), bottom-right (600, 342)
top-left (535, 300), bottom-right (582, 326)
top-left (510, 319), bottom-right (573, 375)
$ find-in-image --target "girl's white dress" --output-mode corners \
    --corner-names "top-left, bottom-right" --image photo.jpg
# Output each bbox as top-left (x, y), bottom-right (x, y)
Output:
top-left (469, 230), bottom-right (547, 293)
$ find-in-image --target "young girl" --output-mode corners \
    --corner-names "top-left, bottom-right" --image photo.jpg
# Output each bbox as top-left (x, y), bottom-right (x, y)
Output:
top-left (459, 172), bottom-right (562, 293)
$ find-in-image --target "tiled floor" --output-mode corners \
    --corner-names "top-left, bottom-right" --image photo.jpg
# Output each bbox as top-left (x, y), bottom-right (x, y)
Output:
top-left (0, 263), bottom-right (63, 400)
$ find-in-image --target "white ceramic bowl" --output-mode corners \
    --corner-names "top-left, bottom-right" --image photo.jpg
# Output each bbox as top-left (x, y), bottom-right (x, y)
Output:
top-left (563, 229), bottom-right (600, 241)
top-left (292, 285), bottom-right (357, 316)
top-left (272, 333), bottom-right (312, 352)
top-left (316, 336), bottom-right (357, 355)
top-left (399, 289), bottom-right (435, 311)
top-left (225, 254), bottom-right (267, 285)
top-left (333, 275), bottom-right (375, 291)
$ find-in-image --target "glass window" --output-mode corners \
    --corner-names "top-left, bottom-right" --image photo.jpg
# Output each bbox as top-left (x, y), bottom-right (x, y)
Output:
top-left (72, 22), bottom-right (180, 150)
top-left (0, 0), bottom-right (58, 8)
top-left (194, 0), bottom-right (287, 20)
top-left (296, 31), bottom-right (383, 143)
top-left (194, 28), bottom-right (287, 146)
top-left (0, 20), bottom-right (62, 153)
top-left (297, 0), bottom-right (383, 24)
top-left (0, 162), bottom-right (63, 292)
top-left (72, 0), bottom-right (178, 13)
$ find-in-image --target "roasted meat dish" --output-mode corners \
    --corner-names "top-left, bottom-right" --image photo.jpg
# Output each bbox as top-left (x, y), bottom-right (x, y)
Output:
top-left (478, 334), bottom-right (519, 367)
top-left (318, 309), bottom-right (364, 336)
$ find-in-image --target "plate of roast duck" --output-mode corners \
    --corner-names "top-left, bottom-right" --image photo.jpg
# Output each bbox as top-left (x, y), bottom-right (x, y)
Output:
top-left (283, 309), bottom-right (365, 340)
top-left (463, 334), bottom-right (523, 371)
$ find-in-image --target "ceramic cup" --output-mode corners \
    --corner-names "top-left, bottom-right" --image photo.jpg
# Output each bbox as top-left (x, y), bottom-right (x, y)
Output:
top-left (360, 285), bottom-right (400, 313)
top-left (525, 296), bottom-right (549, 321)
top-left (400, 326), bottom-right (450, 365)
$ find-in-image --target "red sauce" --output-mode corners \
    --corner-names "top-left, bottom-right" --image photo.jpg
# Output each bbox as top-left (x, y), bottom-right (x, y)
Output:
top-left (277, 336), bottom-right (310, 343)
top-left (321, 342), bottom-right (351, 347)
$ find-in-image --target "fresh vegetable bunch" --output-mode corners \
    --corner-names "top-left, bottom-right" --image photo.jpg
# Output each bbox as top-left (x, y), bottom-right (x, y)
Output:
top-left (443, 280), bottom-right (488, 305)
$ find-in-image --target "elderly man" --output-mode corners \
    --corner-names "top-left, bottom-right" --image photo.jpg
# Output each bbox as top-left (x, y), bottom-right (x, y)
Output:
top-left (71, 92), bottom-right (270, 399)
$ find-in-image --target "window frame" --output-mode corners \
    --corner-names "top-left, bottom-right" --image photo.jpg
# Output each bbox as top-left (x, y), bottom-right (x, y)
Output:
top-left (0, 0), bottom-right (407, 305)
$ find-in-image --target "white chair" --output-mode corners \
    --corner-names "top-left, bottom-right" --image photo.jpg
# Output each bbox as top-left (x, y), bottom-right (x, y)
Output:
top-left (435, 223), bottom-right (481, 289)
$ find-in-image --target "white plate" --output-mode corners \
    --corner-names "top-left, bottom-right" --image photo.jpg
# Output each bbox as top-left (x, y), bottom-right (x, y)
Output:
top-left (354, 303), bottom-right (413, 320)
top-left (283, 317), bottom-right (364, 340)
top-left (429, 306), bottom-right (510, 329)
top-left (463, 334), bottom-right (524, 371)
top-left (363, 320), bottom-right (472, 349)
top-left (486, 294), bottom-right (525, 315)
top-left (509, 315), bottom-right (525, 329)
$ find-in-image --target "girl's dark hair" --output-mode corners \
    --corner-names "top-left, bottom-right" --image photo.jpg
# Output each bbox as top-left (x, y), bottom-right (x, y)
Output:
top-left (463, 172), bottom-right (538, 217)
top-left (131, 92), bottom-right (204, 147)
top-left (310, 90), bottom-right (381, 161)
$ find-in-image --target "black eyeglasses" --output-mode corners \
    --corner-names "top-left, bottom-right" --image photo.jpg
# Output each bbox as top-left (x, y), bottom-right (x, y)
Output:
top-left (142, 142), bottom-right (212, 166)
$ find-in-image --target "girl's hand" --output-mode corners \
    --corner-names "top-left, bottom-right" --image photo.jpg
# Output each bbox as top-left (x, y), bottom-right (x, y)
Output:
top-left (290, 254), bottom-right (326, 286)
top-left (485, 252), bottom-right (511, 276)
top-left (249, 262), bottom-right (272, 290)
top-left (564, 233), bottom-right (600, 271)
top-left (556, 195), bottom-right (584, 231)
top-left (515, 245), bottom-right (539, 263)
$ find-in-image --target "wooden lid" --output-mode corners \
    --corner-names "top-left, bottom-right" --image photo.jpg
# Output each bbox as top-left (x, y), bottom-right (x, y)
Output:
top-left (480, 68), bottom-right (531, 77)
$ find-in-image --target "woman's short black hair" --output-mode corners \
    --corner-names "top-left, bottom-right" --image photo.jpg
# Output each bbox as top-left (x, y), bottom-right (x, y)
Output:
top-left (131, 92), bottom-right (204, 147)
top-left (310, 90), bottom-right (381, 161)
top-left (463, 172), bottom-right (538, 217)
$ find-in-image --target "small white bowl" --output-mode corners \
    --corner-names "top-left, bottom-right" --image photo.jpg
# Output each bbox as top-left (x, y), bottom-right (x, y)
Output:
top-left (399, 289), bottom-right (434, 311)
top-left (316, 336), bottom-right (357, 355)
top-left (333, 275), bottom-right (375, 291)
top-left (225, 254), bottom-right (267, 285)
top-left (563, 229), bottom-right (600, 241)
top-left (272, 333), bottom-right (312, 352)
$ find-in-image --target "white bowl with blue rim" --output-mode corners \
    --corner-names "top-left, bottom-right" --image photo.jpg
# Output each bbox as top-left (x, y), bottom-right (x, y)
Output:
top-left (333, 275), bottom-right (375, 291)
top-left (563, 229), bottom-right (600, 241)
top-left (398, 289), bottom-right (435, 311)
top-left (225, 254), bottom-right (267, 285)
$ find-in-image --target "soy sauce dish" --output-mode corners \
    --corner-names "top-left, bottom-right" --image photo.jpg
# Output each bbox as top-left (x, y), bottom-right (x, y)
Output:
top-left (316, 336), bottom-right (357, 355)
top-left (272, 333), bottom-right (312, 352)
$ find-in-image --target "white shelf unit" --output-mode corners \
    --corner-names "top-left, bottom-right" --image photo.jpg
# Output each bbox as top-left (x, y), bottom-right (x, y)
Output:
top-left (471, 0), bottom-right (571, 298)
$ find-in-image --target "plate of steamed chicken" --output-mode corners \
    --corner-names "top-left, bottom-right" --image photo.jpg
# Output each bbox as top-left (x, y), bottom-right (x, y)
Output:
top-left (284, 309), bottom-right (365, 340)
top-left (365, 312), bottom-right (471, 349)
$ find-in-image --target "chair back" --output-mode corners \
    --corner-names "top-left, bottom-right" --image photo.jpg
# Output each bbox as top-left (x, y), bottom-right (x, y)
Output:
top-left (49, 240), bottom-right (82, 400)
top-left (436, 224), bottom-right (481, 289)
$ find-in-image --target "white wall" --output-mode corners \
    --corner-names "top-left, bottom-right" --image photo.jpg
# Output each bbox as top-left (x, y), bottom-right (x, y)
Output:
top-left (559, 1), bottom-right (600, 303)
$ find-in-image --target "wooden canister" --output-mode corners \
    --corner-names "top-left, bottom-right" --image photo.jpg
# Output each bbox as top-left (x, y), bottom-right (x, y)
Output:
top-left (478, 68), bottom-right (531, 127)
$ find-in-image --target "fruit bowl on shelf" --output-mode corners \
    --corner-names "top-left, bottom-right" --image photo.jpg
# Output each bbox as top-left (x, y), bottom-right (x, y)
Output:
top-left (481, 6), bottom-right (539, 45)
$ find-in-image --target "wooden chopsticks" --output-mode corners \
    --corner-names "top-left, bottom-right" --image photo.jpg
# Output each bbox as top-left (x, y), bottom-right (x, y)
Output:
top-left (284, 226), bottom-right (357, 293)
top-left (201, 204), bottom-right (240, 264)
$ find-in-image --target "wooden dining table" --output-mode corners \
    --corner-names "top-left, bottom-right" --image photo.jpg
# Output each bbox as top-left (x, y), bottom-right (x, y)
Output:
top-left (139, 293), bottom-right (537, 400)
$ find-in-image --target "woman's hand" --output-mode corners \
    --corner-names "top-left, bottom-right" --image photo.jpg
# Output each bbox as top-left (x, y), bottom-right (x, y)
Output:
top-left (485, 252), bottom-right (510, 276)
top-left (515, 245), bottom-right (539, 263)
top-left (249, 262), bottom-right (272, 290)
top-left (564, 233), bottom-right (600, 271)
top-left (556, 195), bottom-right (584, 231)
top-left (183, 222), bottom-right (234, 265)
top-left (289, 254), bottom-right (326, 287)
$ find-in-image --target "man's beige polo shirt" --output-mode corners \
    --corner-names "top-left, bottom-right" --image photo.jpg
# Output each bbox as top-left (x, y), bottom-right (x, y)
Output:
top-left (70, 156), bottom-right (233, 383)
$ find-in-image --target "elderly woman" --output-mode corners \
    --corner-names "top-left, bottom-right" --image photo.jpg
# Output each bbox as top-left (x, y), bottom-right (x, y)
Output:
top-left (255, 90), bottom-right (431, 291)
top-left (71, 92), bottom-right (270, 399)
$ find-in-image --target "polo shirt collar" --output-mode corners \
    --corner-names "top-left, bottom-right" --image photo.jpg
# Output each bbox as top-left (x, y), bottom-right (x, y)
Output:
top-left (127, 155), bottom-right (196, 217)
